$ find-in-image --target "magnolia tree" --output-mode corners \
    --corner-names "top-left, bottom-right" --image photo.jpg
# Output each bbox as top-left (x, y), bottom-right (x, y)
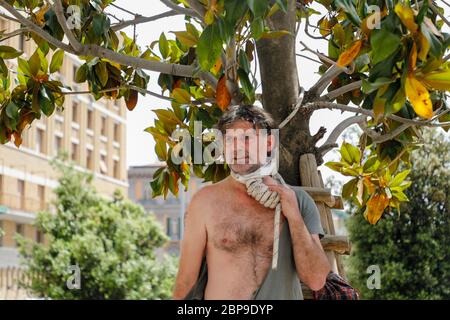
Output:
top-left (0, 0), bottom-right (449, 225)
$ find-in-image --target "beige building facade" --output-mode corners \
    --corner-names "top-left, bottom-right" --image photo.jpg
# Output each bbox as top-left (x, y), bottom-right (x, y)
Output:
top-left (0, 17), bottom-right (128, 267)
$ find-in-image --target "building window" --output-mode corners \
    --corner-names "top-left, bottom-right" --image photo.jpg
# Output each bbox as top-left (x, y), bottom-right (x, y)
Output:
top-left (86, 149), bottom-right (94, 171)
top-left (36, 128), bottom-right (45, 154)
top-left (113, 123), bottom-right (120, 142)
top-left (36, 229), bottom-right (44, 244)
top-left (73, 65), bottom-right (78, 82)
top-left (134, 180), bottom-right (142, 200)
top-left (99, 155), bottom-right (108, 174)
top-left (166, 217), bottom-right (172, 237)
top-left (18, 179), bottom-right (25, 209)
top-left (54, 135), bottom-right (62, 157)
top-left (87, 108), bottom-right (94, 130)
top-left (19, 33), bottom-right (25, 52)
top-left (113, 160), bottom-right (120, 179)
top-left (100, 116), bottom-right (107, 136)
top-left (16, 223), bottom-right (25, 241)
top-left (37, 185), bottom-right (45, 210)
top-left (0, 221), bottom-right (3, 247)
top-left (72, 101), bottom-right (79, 123)
top-left (71, 143), bottom-right (79, 162)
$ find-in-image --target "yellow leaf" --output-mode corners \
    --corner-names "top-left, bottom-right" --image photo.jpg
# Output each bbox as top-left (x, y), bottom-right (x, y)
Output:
top-left (420, 70), bottom-right (450, 91)
top-left (171, 88), bottom-right (191, 104)
top-left (408, 41), bottom-right (417, 71)
top-left (204, 9), bottom-right (215, 25)
top-left (34, 4), bottom-right (49, 26)
top-left (337, 40), bottom-right (363, 67)
top-left (405, 75), bottom-right (433, 119)
top-left (319, 18), bottom-right (331, 37)
top-left (171, 31), bottom-right (198, 47)
top-left (417, 31), bottom-right (430, 61)
top-left (364, 192), bottom-right (389, 225)
top-left (394, 3), bottom-right (418, 33)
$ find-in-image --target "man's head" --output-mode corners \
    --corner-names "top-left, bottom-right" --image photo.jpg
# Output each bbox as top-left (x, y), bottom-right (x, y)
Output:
top-left (215, 104), bottom-right (278, 175)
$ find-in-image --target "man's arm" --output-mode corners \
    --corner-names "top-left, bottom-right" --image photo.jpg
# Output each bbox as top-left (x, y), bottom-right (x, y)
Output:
top-left (172, 192), bottom-right (207, 299)
top-left (287, 214), bottom-right (330, 291)
top-left (264, 177), bottom-right (330, 291)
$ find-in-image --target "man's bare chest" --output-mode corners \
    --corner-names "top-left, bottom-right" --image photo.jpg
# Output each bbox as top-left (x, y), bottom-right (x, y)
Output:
top-left (207, 199), bottom-right (279, 256)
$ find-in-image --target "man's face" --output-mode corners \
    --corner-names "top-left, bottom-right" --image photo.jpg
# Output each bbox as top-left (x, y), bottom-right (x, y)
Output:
top-left (223, 120), bottom-right (274, 175)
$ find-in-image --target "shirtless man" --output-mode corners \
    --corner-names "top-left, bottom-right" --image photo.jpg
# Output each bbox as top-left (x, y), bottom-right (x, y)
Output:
top-left (173, 104), bottom-right (330, 300)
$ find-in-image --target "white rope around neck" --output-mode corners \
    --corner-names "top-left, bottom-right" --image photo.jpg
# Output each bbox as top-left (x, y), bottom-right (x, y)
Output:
top-left (229, 158), bottom-right (289, 270)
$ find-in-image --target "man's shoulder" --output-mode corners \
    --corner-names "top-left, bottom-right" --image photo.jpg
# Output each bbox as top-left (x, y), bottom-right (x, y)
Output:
top-left (189, 182), bottom-right (223, 206)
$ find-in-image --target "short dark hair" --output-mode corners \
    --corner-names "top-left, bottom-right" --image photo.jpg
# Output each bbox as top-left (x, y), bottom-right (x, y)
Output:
top-left (215, 104), bottom-right (277, 133)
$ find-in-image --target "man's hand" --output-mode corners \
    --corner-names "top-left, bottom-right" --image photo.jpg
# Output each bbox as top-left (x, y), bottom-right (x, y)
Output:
top-left (262, 176), bottom-right (300, 221)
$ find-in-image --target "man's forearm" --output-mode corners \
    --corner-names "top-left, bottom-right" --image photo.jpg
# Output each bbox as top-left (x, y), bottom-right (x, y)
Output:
top-left (287, 213), bottom-right (330, 291)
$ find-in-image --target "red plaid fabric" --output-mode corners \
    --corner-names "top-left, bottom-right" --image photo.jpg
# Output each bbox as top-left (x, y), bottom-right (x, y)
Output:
top-left (312, 272), bottom-right (360, 300)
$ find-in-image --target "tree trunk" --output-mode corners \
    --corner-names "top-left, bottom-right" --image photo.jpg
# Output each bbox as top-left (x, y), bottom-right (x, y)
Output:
top-left (256, 0), bottom-right (321, 186)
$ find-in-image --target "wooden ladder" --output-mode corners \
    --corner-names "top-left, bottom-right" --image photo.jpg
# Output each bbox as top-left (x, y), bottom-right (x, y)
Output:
top-left (298, 154), bottom-right (351, 299)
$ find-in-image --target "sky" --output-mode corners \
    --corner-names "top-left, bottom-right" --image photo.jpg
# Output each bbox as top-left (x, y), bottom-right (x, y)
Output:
top-left (109, 1), bottom-right (448, 185)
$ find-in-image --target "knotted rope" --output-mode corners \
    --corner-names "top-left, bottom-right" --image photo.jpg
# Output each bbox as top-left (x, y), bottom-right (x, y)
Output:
top-left (228, 88), bottom-right (305, 270)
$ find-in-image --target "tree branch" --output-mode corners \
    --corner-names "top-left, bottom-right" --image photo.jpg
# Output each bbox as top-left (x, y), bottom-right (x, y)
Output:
top-left (0, 0), bottom-right (75, 53)
top-left (111, 10), bottom-right (180, 31)
top-left (430, 1), bottom-right (450, 28)
top-left (305, 101), bottom-right (450, 127)
top-left (371, 123), bottom-right (412, 144)
top-left (160, 0), bottom-right (198, 17)
top-left (53, 0), bottom-right (82, 52)
top-left (321, 80), bottom-right (362, 101)
top-left (319, 115), bottom-right (367, 154)
top-left (184, 0), bottom-right (206, 17)
top-left (0, 0), bottom-right (217, 87)
top-left (0, 27), bottom-right (29, 43)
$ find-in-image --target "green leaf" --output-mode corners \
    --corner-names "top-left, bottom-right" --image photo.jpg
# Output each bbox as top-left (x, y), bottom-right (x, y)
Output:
top-left (340, 142), bottom-right (360, 164)
top-left (75, 64), bottom-right (88, 83)
top-left (29, 50), bottom-right (41, 76)
top-left (250, 17), bottom-right (264, 40)
top-left (171, 31), bottom-right (198, 47)
top-left (362, 156), bottom-right (380, 173)
top-left (95, 62), bottom-right (108, 87)
top-left (197, 23), bottom-right (222, 71)
top-left (0, 46), bottom-right (22, 59)
top-left (325, 161), bottom-right (346, 172)
top-left (39, 87), bottom-right (55, 116)
top-left (225, 0), bottom-right (248, 24)
top-left (238, 50), bottom-right (251, 73)
top-left (361, 77), bottom-right (394, 94)
top-left (17, 58), bottom-right (31, 77)
top-left (217, 17), bottom-right (234, 44)
top-left (49, 50), bottom-right (64, 73)
top-left (6, 102), bottom-right (19, 121)
top-left (0, 58), bottom-right (7, 76)
top-left (159, 33), bottom-right (170, 59)
top-left (370, 29), bottom-right (400, 65)
top-left (92, 13), bottom-right (110, 37)
top-left (389, 169), bottom-right (410, 187)
top-left (335, 0), bottom-right (361, 26)
top-left (275, 0), bottom-right (288, 12)
top-left (237, 68), bottom-right (254, 100)
top-left (342, 178), bottom-right (357, 198)
top-left (392, 190), bottom-right (409, 202)
top-left (155, 140), bottom-right (168, 161)
top-left (247, 0), bottom-right (269, 18)
top-left (171, 88), bottom-right (191, 104)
